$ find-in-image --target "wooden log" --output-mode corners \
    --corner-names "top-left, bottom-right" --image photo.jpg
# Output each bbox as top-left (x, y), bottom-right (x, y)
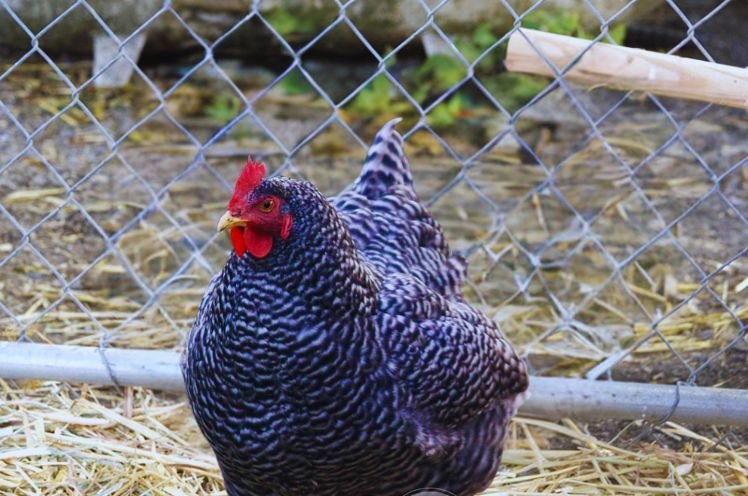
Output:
top-left (1, 341), bottom-right (748, 426)
top-left (505, 28), bottom-right (748, 110)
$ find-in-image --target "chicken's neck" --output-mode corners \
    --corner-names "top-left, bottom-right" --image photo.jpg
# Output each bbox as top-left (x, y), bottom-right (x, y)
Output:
top-left (199, 210), bottom-right (382, 418)
top-left (220, 208), bottom-right (380, 343)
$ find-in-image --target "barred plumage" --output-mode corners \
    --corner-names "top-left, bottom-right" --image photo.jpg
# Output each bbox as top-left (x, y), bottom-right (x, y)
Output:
top-left (182, 119), bottom-right (528, 496)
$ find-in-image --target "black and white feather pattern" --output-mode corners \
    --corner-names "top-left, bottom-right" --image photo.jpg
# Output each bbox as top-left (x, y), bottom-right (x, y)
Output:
top-left (182, 119), bottom-right (529, 496)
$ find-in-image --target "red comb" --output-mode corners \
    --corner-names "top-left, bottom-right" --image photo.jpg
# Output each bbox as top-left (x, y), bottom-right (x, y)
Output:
top-left (228, 157), bottom-right (266, 211)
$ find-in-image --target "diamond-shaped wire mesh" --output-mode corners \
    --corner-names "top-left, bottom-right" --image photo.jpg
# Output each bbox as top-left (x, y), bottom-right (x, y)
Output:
top-left (0, 0), bottom-right (746, 493)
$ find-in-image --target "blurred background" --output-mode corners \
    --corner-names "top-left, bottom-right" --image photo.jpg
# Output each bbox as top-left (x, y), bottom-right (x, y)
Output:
top-left (0, 0), bottom-right (746, 494)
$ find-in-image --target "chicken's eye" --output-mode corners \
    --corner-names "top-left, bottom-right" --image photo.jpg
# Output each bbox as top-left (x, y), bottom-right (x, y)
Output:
top-left (258, 199), bottom-right (274, 213)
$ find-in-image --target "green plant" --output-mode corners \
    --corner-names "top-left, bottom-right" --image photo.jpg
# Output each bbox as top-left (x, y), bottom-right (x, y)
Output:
top-left (456, 23), bottom-right (501, 62)
top-left (345, 50), bottom-right (408, 118)
top-left (426, 93), bottom-right (467, 129)
top-left (394, 22), bottom-right (504, 124)
top-left (347, 73), bottom-right (416, 122)
top-left (410, 54), bottom-right (467, 104)
top-left (523, 10), bottom-right (626, 45)
top-left (206, 93), bottom-right (241, 125)
top-left (279, 70), bottom-right (311, 96)
top-left (349, 75), bottom-right (392, 116)
top-left (346, 14), bottom-right (627, 121)
top-left (483, 73), bottom-right (549, 112)
top-left (264, 8), bottom-right (317, 38)
top-left (407, 23), bottom-right (501, 106)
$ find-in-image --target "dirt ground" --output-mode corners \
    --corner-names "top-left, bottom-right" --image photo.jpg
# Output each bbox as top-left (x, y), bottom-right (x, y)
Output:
top-left (0, 57), bottom-right (746, 494)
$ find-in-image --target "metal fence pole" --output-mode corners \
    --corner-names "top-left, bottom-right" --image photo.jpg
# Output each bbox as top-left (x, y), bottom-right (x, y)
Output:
top-left (3, 341), bottom-right (747, 426)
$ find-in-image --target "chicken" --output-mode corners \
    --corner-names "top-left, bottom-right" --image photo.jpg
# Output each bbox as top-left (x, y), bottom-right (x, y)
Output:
top-left (181, 119), bottom-right (528, 496)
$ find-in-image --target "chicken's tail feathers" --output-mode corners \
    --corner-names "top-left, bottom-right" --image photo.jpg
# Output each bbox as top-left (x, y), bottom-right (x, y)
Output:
top-left (353, 118), bottom-right (414, 199)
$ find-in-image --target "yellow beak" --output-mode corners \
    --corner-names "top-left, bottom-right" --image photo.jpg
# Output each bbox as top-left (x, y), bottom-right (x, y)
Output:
top-left (217, 211), bottom-right (247, 232)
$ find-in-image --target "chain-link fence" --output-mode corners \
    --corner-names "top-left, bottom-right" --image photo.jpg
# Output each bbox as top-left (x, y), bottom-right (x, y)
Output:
top-left (0, 0), bottom-right (746, 493)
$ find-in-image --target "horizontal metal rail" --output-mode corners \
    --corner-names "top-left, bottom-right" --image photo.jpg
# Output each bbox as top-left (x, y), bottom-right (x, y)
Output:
top-left (1, 342), bottom-right (747, 426)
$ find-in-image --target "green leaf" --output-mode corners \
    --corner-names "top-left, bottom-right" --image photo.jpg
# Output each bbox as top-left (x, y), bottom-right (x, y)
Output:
top-left (609, 23), bottom-right (627, 45)
top-left (279, 71), bottom-right (311, 96)
top-left (473, 23), bottom-right (499, 50)
top-left (426, 94), bottom-right (465, 129)
top-left (411, 86), bottom-right (429, 105)
top-left (523, 10), bottom-right (584, 37)
top-left (522, 10), bottom-right (627, 46)
top-left (349, 75), bottom-right (391, 116)
top-left (427, 104), bottom-right (454, 128)
top-left (416, 54), bottom-right (466, 93)
top-left (206, 93), bottom-right (240, 125)
top-left (446, 93), bottom-right (465, 114)
top-left (382, 47), bottom-right (397, 69)
top-left (486, 73), bottom-right (548, 112)
top-left (455, 38), bottom-right (481, 63)
top-left (265, 8), bottom-right (316, 37)
top-left (265, 9), bottom-right (297, 37)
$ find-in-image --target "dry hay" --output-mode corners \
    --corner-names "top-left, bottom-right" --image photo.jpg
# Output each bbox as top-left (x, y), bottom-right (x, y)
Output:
top-left (0, 62), bottom-right (746, 494)
top-left (1, 380), bottom-right (746, 495)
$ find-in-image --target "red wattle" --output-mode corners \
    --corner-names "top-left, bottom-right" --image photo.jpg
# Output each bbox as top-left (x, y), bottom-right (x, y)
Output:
top-left (230, 228), bottom-right (246, 257)
top-left (244, 227), bottom-right (273, 258)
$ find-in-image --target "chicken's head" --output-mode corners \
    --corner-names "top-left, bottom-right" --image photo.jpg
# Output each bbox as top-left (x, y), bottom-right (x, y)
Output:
top-left (217, 158), bottom-right (293, 258)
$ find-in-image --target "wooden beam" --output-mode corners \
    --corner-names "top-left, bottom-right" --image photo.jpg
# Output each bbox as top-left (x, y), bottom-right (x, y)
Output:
top-left (505, 28), bottom-right (748, 110)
